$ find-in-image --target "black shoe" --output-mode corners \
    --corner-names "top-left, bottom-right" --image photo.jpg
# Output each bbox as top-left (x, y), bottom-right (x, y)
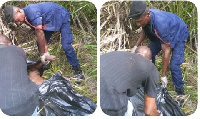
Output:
top-left (71, 65), bottom-right (85, 81)
top-left (175, 87), bottom-right (185, 95)
top-left (72, 71), bottom-right (85, 81)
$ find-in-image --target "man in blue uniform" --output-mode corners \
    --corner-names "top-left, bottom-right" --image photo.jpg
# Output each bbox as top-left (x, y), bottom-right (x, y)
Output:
top-left (4, 2), bottom-right (84, 80)
top-left (128, 1), bottom-right (189, 95)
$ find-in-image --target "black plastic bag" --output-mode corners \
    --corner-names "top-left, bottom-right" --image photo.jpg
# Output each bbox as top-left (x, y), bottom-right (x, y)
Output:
top-left (38, 72), bottom-right (96, 116)
top-left (130, 84), bottom-right (186, 116)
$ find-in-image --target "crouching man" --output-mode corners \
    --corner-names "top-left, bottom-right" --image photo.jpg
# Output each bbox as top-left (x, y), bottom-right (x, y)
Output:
top-left (100, 46), bottom-right (161, 116)
top-left (0, 34), bottom-right (51, 115)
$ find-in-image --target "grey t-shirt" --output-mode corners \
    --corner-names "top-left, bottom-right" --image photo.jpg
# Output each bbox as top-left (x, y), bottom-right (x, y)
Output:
top-left (0, 45), bottom-right (38, 115)
top-left (100, 51), bottom-right (159, 114)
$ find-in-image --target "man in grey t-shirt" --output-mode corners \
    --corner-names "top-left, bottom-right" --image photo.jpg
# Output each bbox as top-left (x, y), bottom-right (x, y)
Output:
top-left (100, 49), bottom-right (159, 116)
top-left (0, 34), bottom-right (42, 115)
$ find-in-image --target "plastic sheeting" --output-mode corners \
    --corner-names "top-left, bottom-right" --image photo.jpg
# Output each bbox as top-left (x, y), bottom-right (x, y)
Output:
top-left (130, 84), bottom-right (186, 116)
top-left (38, 72), bottom-right (96, 116)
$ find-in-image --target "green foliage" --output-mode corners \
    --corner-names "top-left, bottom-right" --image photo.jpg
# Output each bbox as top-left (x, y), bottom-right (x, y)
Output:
top-left (55, 1), bottom-right (97, 36)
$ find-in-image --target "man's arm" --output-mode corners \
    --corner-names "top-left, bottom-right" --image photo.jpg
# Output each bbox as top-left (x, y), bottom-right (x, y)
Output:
top-left (144, 94), bottom-right (159, 116)
top-left (131, 29), bottom-right (146, 53)
top-left (35, 25), bottom-right (47, 56)
top-left (35, 25), bottom-right (58, 63)
top-left (161, 44), bottom-right (171, 77)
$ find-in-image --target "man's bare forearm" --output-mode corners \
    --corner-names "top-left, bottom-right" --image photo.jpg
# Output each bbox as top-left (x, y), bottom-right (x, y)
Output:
top-left (161, 44), bottom-right (171, 77)
top-left (35, 29), bottom-right (46, 55)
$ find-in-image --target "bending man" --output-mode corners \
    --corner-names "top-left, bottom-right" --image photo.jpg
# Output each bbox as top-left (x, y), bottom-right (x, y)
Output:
top-left (4, 2), bottom-right (84, 80)
top-left (129, 1), bottom-right (189, 95)
top-left (100, 47), bottom-right (160, 116)
top-left (0, 34), bottom-right (41, 115)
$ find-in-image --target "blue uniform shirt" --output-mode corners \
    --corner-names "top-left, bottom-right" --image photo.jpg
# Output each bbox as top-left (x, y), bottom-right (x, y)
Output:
top-left (150, 9), bottom-right (190, 48)
top-left (23, 2), bottom-right (71, 31)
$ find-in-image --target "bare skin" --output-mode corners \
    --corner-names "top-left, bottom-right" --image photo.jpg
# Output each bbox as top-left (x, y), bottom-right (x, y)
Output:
top-left (28, 61), bottom-right (45, 85)
top-left (135, 46), bottom-right (152, 60)
top-left (161, 44), bottom-right (171, 77)
top-left (35, 26), bottom-right (47, 56)
top-left (144, 94), bottom-right (159, 116)
top-left (13, 7), bottom-right (25, 25)
top-left (29, 70), bottom-right (44, 85)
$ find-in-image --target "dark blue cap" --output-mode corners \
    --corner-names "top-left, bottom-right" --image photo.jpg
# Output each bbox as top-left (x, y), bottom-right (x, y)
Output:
top-left (4, 5), bottom-right (14, 23)
top-left (128, 1), bottom-right (147, 19)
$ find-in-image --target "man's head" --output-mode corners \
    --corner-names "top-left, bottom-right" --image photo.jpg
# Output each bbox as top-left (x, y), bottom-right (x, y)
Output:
top-left (128, 1), bottom-right (150, 27)
top-left (0, 34), bottom-right (12, 45)
top-left (4, 5), bottom-right (25, 25)
top-left (135, 46), bottom-right (152, 60)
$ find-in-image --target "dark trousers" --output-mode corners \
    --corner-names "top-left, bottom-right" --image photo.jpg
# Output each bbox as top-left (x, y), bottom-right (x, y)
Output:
top-left (148, 40), bottom-right (185, 89)
top-left (143, 25), bottom-right (185, 89)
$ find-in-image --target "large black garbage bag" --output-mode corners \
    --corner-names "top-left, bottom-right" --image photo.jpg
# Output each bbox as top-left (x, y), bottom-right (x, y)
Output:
top-left (38, 72), bottom-right (96, 116)
top-left (130, 84), bottom-right (186, 116)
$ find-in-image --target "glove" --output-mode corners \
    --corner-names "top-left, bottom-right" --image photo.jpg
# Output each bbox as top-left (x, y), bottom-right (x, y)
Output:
top-left (131, 46), bottom-right (138, 53)
top-left (40, 52), bottom-right (50, 65)
top-left (41, 52), bottom-right (58, 65)
top-left (161, 76), bottom-right (168, 88)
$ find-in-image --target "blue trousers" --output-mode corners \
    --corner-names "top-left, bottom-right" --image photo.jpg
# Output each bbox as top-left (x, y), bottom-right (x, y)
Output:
top-left (42, 22), bottom-right (79, 66)
top-left (148, 41), bottom-right (185, 89)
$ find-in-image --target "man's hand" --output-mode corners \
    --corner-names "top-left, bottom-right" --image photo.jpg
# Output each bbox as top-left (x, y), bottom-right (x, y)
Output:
top-left (161, 76), bottom-right (168, 88)
top-left (131, 46), bottom-right (138, 53)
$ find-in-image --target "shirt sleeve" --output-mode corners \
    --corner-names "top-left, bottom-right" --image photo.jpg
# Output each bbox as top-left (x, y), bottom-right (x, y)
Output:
top-left (155, 18), bottom-right (171, 43)
top-left (154, 13), bottom-right (177, 45)
top-left (26, 7), bottom-right (42, 26)
top-left (144, 65), bottom-right (159, 98)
